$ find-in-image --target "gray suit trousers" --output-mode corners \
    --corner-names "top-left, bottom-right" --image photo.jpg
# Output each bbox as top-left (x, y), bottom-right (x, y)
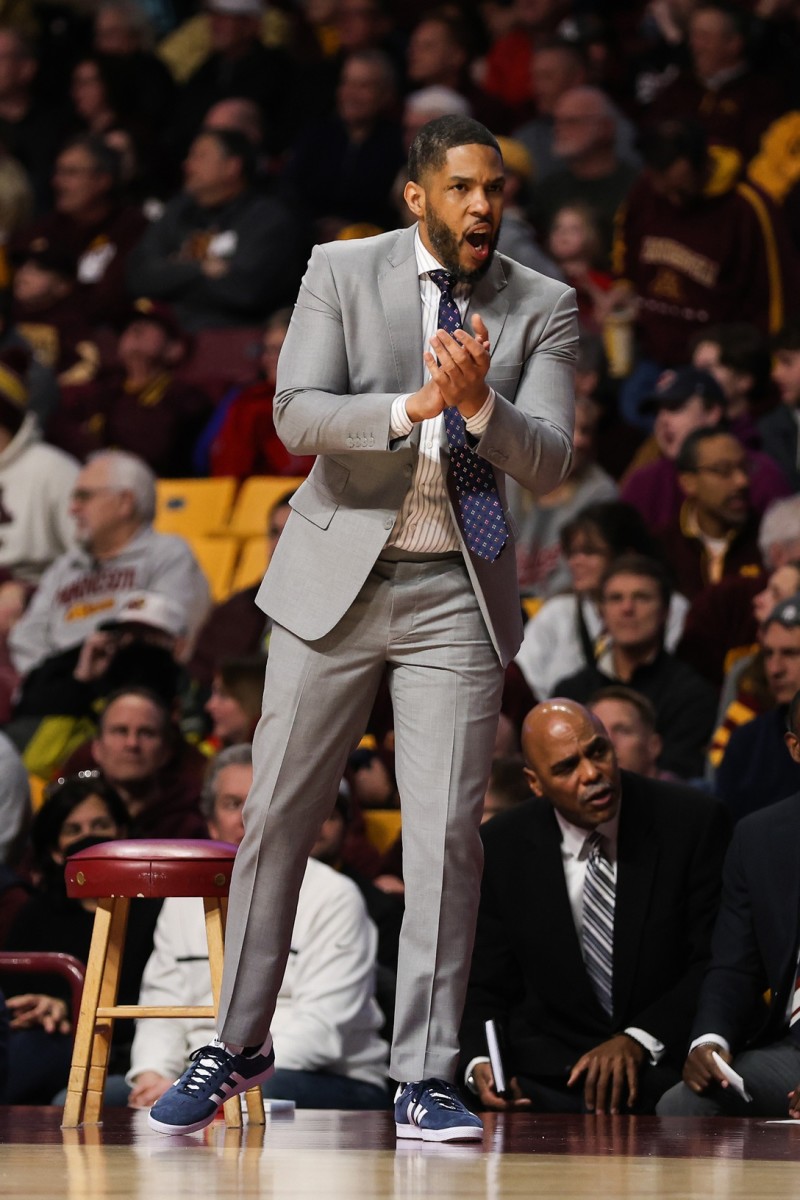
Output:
top-left (656, 1038), bottom-right (800, 1117)
top-left (217, 553), bottom-right (504, 1083)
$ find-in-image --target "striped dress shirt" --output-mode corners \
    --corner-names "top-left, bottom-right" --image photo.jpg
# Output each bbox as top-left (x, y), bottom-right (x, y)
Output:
top-left (387, 229), bottom-right (495, 553)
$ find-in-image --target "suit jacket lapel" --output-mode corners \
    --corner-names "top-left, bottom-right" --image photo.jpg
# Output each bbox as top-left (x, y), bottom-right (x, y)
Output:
top-left (525, 804), bottom-right (606, 1012)
top-left (379, 227), bottom-right (424, 394)
top-left (613, 780), bottom-right (658, 1019)
top-left (467, 254), bottom-right (510, 366)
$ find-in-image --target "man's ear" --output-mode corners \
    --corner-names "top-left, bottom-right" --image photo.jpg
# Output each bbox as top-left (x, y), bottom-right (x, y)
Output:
top-left (404, 179), bottom-right (426, 221)
top-left (523, 765), bottom-right (543, 797)
top-left (785, 730), bottom-right (800, 764)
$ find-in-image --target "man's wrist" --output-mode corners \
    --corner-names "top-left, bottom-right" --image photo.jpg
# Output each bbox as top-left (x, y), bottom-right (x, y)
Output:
top-left (623, 1026), bottom-right (665, 1064)
top-left (464, 1055), bottom-right (490, 1093)
top-left (689, 1034), bottom-right (730, 1054)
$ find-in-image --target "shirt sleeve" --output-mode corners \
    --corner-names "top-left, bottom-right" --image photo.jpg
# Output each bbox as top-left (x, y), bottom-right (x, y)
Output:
top-left (465, 388), bottom-right (495, 436)
top-left (390, 395), bottom-right (414, 439)
top-left (624, 1026), bottom-right (666, 1064)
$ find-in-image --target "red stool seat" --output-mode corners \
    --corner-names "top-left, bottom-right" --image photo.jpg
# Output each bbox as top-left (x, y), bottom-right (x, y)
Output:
top-left (61, 837), bottom-right (264, 1129)
top-left (65, 839), bottom-right (238, 898)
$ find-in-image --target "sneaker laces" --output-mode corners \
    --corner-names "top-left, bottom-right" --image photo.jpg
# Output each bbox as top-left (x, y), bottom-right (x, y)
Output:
top-left (409, 1079), bottom-right (466, 1111)
top-left (178, 1044), bottom-right (232, 1095)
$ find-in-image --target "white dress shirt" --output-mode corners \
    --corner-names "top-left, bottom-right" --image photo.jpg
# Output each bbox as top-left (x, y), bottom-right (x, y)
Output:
top-left (553, 808), bottom-right (664, 1062)
top-left (387, 229), bottom-right (495, 553)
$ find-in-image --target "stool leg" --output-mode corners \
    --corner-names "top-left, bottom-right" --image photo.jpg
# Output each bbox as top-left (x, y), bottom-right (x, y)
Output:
top-left (205, 897), bottom-right (241, 1128)
top-left (84, 896), bottom-right (130, 1124)
top-left (62, 898), bottom-right (117, 1127)
top-left (204, 897), bottom-right (265, 1128)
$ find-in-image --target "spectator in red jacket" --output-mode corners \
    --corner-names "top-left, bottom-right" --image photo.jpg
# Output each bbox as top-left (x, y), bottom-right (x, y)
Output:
top-left (207, 308), bottom-right (315, 480)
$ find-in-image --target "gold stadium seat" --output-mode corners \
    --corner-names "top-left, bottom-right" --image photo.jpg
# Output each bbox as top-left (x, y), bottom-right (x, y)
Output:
top-left (230, 535), bottom-right (268, 595)
top-left (227, 476), bottom-right (306, 540)
top-left (186, 535), bottom-right (239, 603)
top-left (362, 809), bottom-right (402, 856)
top-left (155, 478), bottom-right (237, 538)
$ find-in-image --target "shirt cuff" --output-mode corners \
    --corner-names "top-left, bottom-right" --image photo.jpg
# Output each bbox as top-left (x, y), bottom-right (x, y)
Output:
top-left (464, 388), bottom-right (495, 437)
top-left (624, 1026), bottom-right (666, 1064)
top-left (390, 394), bottom-right (414, 439)
top-left (464, 1055), bottom-right (490, 1093)
top-left (689, 1033), bottom-right (730, 1054)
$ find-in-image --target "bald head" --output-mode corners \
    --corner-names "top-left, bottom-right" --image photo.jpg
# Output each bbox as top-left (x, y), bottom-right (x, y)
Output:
top-left (522, 699), bottom-right (620, 830)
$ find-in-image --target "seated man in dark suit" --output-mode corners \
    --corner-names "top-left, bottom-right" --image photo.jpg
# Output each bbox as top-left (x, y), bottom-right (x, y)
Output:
top-left (658, 687), bottom-right (800, 1117)
top-left (460, 699), bottom-right (730, 1115)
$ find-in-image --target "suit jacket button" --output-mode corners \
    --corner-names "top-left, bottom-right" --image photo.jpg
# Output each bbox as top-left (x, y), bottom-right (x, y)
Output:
top-left (404, 464), bottom-right (413, 476)
top-left (384, 517), bottom-right (394, 529)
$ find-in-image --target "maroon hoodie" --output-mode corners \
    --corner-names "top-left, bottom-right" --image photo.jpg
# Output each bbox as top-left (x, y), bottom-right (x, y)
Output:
top-left (613, 149), bottom-right (799, 365)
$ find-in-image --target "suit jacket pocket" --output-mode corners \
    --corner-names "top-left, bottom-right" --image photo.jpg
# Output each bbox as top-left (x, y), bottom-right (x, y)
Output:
top-left (289, 478), bottom-right (338, 530)
top-left (488, 361), bottom-right (523, 398)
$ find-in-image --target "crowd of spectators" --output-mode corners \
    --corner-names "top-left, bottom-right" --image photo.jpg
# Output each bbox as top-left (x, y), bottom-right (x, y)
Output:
top-left (2, 0), bottom-right (800, 1120)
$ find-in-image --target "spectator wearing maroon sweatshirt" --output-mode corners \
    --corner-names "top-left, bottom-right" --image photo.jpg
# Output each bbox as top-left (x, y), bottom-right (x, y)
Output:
top-left (609, 119), bottom-right (799, 429)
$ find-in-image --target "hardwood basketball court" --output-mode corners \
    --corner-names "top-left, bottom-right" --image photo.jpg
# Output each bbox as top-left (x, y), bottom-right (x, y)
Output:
top-left (1, 1108), bottom-right (798, 1199)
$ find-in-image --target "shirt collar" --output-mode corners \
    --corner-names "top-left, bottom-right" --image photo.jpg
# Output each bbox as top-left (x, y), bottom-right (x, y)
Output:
top-left (414, 227), bottom-right (471, 299)
top-left (554, 803), bottom-right (621, 862)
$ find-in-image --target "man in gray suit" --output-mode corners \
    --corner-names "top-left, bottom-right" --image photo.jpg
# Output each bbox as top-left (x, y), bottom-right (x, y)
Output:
top-left (149, 115), bottom-right (577, 1142)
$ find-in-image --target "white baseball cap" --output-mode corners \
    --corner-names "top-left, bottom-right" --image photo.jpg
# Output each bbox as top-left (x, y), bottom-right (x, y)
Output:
top-left (101, 592), bottom-right (188, 639)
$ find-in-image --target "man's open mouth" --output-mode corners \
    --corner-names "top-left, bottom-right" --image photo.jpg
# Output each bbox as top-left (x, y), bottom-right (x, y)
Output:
top-left (465, 228), bottom-right (492, 260)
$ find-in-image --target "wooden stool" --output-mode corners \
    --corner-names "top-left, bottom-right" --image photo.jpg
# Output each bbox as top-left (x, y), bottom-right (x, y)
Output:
top-left (62, 838), bottom-right (266, 1129)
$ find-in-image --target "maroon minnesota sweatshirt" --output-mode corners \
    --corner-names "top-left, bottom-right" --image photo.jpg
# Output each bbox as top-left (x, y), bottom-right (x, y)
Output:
top-left (613, 149), bottom-right (799, 365)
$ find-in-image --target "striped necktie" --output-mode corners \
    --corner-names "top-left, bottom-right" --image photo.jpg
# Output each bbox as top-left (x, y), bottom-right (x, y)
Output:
top-left (582, 830), bottom-right (615, 1016)
top-left (427, 269), bottom-right (508, 563)
top-left (790, 955), bottom-right (800, 1042)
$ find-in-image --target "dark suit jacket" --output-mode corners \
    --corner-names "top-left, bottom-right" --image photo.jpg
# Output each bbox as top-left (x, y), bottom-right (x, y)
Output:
top-left (690, 792), bottom-right (800, 1048)
top-left (758, 404), bottom-right (800, 492)
top-left (460, 772), bottom-right (730, 1078)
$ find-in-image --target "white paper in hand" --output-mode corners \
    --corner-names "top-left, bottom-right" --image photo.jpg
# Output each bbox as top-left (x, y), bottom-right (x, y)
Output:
top-left (711, 1051), bottom-right (752, 1102)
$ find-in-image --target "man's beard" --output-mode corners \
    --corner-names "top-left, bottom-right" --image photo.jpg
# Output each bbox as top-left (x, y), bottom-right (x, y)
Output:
top-left (425, 205), bottom-right (500, 284)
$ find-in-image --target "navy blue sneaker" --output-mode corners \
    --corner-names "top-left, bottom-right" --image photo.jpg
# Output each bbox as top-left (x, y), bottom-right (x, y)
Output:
top-left (148, 1037), bottom-right (275, 1134)
top-left (394, 1078), bottom-right (483, 1143)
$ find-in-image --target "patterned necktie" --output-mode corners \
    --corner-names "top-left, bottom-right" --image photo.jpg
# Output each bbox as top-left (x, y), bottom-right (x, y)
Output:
top-left (582, 831), bottom-right (615, 1017)
top-left (427, 269), bottom-right (508, 562)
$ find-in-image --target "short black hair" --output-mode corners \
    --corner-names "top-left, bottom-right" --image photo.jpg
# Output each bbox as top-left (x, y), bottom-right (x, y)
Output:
top-left (600, 553), bottom-right (673, 611)
top-left (33, 773), bottom-right (129, 868)
top-left (676, 426), bottom-right (738, 473)
top-left (559, 500), bottom-right (658, 560)
top-left (408, 114), bottom-right (501, 184)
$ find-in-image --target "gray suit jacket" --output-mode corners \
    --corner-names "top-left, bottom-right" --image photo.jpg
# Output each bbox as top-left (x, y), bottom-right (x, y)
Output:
top-left (257, 225), bottom-right (577, 666)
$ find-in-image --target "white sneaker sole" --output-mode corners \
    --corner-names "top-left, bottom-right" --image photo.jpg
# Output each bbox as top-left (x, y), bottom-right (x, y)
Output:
top-left (396, 1123), bottom-right (483, 1143)
top-left (148, 1060), bottom-right (275, 1135)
